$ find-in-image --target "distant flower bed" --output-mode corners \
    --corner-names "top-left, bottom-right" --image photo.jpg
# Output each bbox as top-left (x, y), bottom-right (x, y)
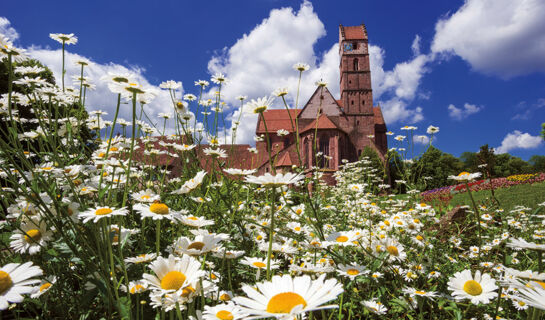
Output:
top-left (421, 172), bottom-right (545, 202)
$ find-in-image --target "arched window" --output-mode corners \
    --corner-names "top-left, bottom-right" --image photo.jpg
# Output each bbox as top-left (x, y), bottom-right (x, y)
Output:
top-left (353, 58), bottom-right (359, 71)
top-left (319, 136), bottom-right (330, 168)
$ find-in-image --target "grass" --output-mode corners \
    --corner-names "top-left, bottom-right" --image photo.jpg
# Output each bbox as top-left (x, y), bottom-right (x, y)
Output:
top-left (448, 181), bottom-right (545, 212)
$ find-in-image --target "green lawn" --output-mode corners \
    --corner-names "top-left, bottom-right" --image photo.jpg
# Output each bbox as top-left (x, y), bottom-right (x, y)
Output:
top-left (448, 181), bottom-right (545, 212)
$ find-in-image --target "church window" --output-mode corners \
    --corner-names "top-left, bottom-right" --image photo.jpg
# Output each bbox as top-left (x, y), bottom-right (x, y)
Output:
top-left (351, 100), bottom-right (354, 105)
top-left (353, 58), bottom-right (359, 71)
top-left (362, 100), bottom-right (365, 106)
top-left (352, 42), bottom-right (358, 50)
top-left (319, 136), bottom-right (330, 168)
top-left (357, 120), bottom-right (360, 125)
top-left (266, 167), bottom-right (269, 173)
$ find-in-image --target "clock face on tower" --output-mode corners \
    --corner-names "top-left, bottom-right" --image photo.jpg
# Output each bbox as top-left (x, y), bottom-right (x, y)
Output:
top-left (343, 43), bottom-right (353, 52)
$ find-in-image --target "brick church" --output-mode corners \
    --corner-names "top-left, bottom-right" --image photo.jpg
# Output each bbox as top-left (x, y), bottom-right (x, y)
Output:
top-left (136, 24), bottom-right (387, 182)
top-left (254, 24), bottom-right (387, 178)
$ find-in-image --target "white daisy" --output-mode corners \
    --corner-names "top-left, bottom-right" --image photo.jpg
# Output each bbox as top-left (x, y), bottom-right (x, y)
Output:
top-left (202, 302), bottom-right (246, 320)
top-left (142, 255), bottom-right (205, 294)
top-left (30, 276), bottom-right (56, 298)
top-left (172, 171), bottom-right (207, 194)
top-left (447, 269), bottom-right (498, 305)
top-left (178, 215), bottom-right (215, 228)
top-left (336, 264), bottom-right (369, 280)
top-left (133, 202), bottom-right (180, 221)
top-left (78, 206), bottom-right (129, 223)
top-left (0, 262), bottom-right (43, 310)
top-left (233, 274), bottom-right (343, 319)
top-left (124, 253), bottom-right (157, 265)
top-left (171, 233), bottom-right (225, 256)
top-left (10, 217), bottom-right (53, 255)
top-left (362, 300), bottom-right (387, 315)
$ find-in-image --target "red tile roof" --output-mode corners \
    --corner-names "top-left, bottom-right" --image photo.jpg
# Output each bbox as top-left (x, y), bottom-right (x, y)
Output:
top-left (373, 107), bottom-right (385, 125)
top-left (256, 109), bottom-right (300, 134)
top-left (301, 114), bottom-right (340, 133)
top-left (343, 26), bottom-right (366, 40)
top-left (275, 152), bottom-right (294, 167)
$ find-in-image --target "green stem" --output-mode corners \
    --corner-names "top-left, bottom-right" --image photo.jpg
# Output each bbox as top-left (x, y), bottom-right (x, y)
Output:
top-left (266, 187), bottom-right (276, 280)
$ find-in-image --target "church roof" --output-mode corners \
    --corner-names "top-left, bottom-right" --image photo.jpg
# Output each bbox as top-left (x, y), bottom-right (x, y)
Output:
top-left (373, 106), bottom-right (385, 125)
top-left (275, 152), bottom-right (294, 167)
top-left (300, 114), bottom-right (341, 133)
top-left (256, 109), bottom-right (300, 134)
top-left (343, 25), bottom-right (367, 40)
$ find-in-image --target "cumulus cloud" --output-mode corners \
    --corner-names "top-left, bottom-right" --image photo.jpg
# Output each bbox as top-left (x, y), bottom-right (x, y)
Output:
top-left (512, 98), bottom-right (545, 120)
top-left (28, 47), bottom-right (181, 134)
top-left (0, 17), bottom-right (19, 41)
top-left (413, 134), bottom-right (430, 145)
top-left (495, 130), bottom-right (543, 154)
top-left (431, 0), bottom-right (545, 78)
top-left (369, 45), bottom-right (428, 124)
top-left (447, 103), bottom-right (482, 120)
top-left (207, 1), bottom-right (431, 144)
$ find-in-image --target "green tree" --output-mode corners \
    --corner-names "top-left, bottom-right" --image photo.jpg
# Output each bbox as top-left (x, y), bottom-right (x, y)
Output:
top-left (541, 123), bottom-right (545, 140)
top-left (417, 145), bottom-right (464, 190)
top-left (460, 151), bottom-right (478, 172)
top-left (494, 153), bottom-right (532, 177)
top-left (528, 155), bottom-right (545, 172)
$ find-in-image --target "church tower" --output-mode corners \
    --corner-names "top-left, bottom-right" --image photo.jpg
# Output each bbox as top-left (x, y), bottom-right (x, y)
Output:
top-left (339, 24), bottom-right (379, 158)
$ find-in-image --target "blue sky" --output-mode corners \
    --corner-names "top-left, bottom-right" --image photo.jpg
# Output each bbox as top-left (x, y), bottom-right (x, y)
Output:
top-left (3, 0), bottom-right (545, 160)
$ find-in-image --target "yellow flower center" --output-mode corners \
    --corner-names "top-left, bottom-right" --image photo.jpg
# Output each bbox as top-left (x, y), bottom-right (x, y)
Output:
top-left (336, 236), bottom-right (348, 242)
top-left (266, 292), bottom-right (307, 313)
top-left (220, 293), bottom-right (231, 301)
top-left (0, 271), bottom-right (13, 295)
top-left (458, 172), bottom-right (470, 177)
top-left (347, 269), bottom-right (360, 275)
top-left (416, 235), bottom-right (424, 241)
top-left (386, 245), bottom-right (399, 256)
top-left (130, 284), bottom-right (145, 294)
top-left (42, 167), bottom-right (53, 171)
top-left (187, 242), bottom-right (205, 251)
top-left (533, 281), bottom-right (545, 289)
top-left (294, 227), bottom-right (301, 231)
top-left (296, 209), bottom-right (302, 215)
top-left (415, 290), bottom-right (426, 295)
top-left (187, 216), bottom-right (198, 220)
top-left (150, 203), bottom-right (169, 215)
top-left (252, 262), bottom-right (266, 268)
top-left (253, 106), bottom-right (267, 114)
top-left (160, 271), bottom-right (186, 291)
top-left (95, 208), bottom-right (113, 215)
top-left (37, 282), bottom-right (52, 293)
top-left (216, 310), bottom-right (234, 320)
top-left (181, 286), bottom-right (195, 297)
top-left (140, 195), bottom-right (151, 200)
top-left (463, 280), bottom-right (483, 296)
top-left (24, 229), bottom-right (42, 243)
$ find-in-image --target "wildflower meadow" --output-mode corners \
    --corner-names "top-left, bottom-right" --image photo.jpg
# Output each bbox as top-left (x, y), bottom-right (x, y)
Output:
top-left (1, 31), bottom-right (545, 320)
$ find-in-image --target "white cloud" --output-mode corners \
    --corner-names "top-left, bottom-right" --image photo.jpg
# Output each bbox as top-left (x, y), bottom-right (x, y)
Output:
top-left (495, 130), bottom-right (543, 154)
top-left (447, 103), bottom-right (482, 120)
top-left (411, 35), bottom-right (421, 56)
top-left (207, 1), bottom-right (431, 145)
top-left (431, 0), bottom-right (545, 78)
top-left (28, 47), bottom-right (181, 134)
top-left (0, 17), bottom-right (19, 41)
top-left (413, 134), bottom-right (430, 145)
top-left (369, 45), bottom-right (428, 124)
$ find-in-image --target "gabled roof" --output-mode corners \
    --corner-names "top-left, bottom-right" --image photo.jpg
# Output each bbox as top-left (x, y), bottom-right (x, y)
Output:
top-left (275, 152), bottom-right (294, 167)
top-left (256, 109), bottom-right (300, 134)
top-left (373, 106), bottom-right (385, 125)
top-left (342, 25), bottom-right (368, 40)
top-left (301, 114), bottom-right (341, 133)
top-left (298, 86), bottom-right (344, 119)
